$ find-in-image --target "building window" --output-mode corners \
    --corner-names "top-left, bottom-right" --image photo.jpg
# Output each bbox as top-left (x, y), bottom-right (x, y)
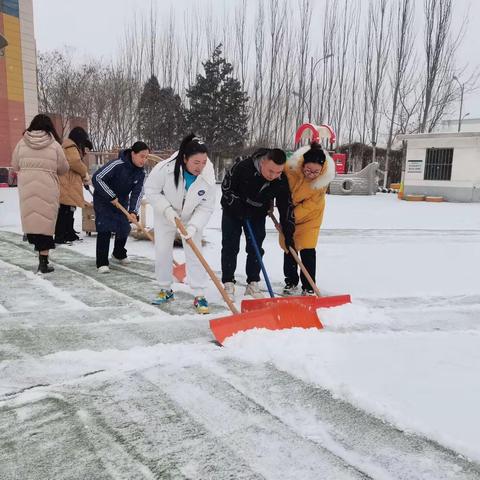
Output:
top-left (424, 148), bottom-right (453, 181)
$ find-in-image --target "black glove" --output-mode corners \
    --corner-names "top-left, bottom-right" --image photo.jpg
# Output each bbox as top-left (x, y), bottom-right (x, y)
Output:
top-left (285, 235), bottom-right (295, 251)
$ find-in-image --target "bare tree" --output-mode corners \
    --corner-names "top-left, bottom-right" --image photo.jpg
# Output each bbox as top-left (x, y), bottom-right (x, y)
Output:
top-left (37, 0), bottom-right (478, 156)
top-left (383, 0), bottom-right (414, 186)
top-left (37, 51), bottom-right (67, 118)
top-left (332, 0), bottom-right (355, 147)
top-left (147, 3), bottom-right (158, 77)
top-left (233, 0), bottom-right (250, 91)
top-left (182, 6), bottom-right (205, 93)
top-left (160, 10), bottom-right (179, 90)
top-left (261, 0), bottom-right (287, 141)
top-left (320, 1), bottom-right (337, 130)
top-left (295, 0), bottom-right (312, 126)
top-left (346, 2), bottom-right (362, 145)
top-left (250, 1), bottom-right (265, 143)
top-left (280, 4), bottom-right (296, 147)
top-left (359, 17), bottom-right (372, 147)
top-left (182, 10), bottom-right (197, 90)
top-left (418, 0), bottom-right (459, 133)
top-left (367, 0), bottom-right (392, 164)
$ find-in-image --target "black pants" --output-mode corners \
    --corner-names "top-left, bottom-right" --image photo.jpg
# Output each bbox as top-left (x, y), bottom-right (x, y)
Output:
top-left (55, 204), bottom-right (78, 243)
top-left (284, 248), bottom-right (316, 290)
top-left (96, 232), bottom-right (128, 268)
top-left (26, 234), bottom-right (55, 252)
top-left (221, 210), bottom-right (266, 284)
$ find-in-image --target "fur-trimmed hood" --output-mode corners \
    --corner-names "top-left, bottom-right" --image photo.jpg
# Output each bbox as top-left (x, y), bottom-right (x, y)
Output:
top-left (287, 145), bottom-right (336, 189)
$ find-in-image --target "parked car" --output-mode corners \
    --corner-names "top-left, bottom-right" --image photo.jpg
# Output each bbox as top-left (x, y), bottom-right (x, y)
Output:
top-left (0, 167), bottom-right (17, 187)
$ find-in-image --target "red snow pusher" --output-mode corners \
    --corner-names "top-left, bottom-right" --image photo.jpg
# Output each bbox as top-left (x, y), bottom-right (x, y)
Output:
top-left (210, 301), bottom-right (322, 346)
top-left (209, 219), bottom-right (325, 345)
top-left (173, 218), bottom-right (321, 345)
top-left (239, 212), bottom-right (352, 314)
top-left (240, 294), bottom-right (351, 314)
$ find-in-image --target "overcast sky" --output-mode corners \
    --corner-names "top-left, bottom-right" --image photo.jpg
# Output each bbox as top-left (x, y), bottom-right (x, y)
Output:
top-left (32, 0), bottom-right (480, 118)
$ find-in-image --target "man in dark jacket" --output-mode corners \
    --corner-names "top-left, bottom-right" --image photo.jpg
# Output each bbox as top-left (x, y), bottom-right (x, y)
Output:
top-left (92, 141), bottom-right (149, 272)
top-left (221, 148), bottom-right (295, 298)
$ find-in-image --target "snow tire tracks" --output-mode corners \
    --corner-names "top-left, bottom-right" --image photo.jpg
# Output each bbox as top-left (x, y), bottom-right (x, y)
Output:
top-left (211, 358), bottom-right (480, 480)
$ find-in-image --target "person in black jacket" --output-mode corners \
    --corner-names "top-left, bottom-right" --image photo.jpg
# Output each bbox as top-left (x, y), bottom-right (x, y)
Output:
top-left (92, 141), bottom-right (149, 272)
top-left (221, 148), bottom-right (295, 298)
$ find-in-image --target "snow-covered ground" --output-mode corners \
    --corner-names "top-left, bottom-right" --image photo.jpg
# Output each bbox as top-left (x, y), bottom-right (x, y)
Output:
top-left (1, 186), bottom-right (480, 479)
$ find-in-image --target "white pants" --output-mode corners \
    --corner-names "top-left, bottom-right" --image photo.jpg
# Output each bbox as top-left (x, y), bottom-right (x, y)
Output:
top-left (153, 214), bottom-right (207, 296)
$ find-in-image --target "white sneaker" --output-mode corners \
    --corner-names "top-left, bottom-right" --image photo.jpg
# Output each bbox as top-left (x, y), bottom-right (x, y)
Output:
top-left (223, 282), bottom-right (235, 298)
top-left (112, 255), bottom-right (130, 265)
top-left (245, 282), bottom-right (265, 299)
top-left (98, 266), bottom-right (110, 274)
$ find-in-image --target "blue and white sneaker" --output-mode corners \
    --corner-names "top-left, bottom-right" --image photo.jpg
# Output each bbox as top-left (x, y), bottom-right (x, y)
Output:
top-left (193, 296), bottom-right (210, 314)
top-left (152, 289), bottom-right (174, 305)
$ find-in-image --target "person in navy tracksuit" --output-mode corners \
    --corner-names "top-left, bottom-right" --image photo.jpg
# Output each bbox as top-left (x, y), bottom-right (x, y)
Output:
top-left (92, 141), bottom-right (149, 272)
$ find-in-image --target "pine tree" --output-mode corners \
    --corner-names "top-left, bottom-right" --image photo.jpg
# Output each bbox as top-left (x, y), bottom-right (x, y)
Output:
top-left (138, 76), bottom-right (186, 150)
top-left (138, 75), bottom-right (162, 150)
top-left (156, 87), bottom-right (187, 149)
top-left (187, 44), bottom-right (249, 156)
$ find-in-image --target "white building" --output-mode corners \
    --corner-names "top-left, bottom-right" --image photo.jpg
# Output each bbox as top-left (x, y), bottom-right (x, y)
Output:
top-left (436, 118), bottom-right (480, 133)
top-left (398, 132), bottom-right (480, 202)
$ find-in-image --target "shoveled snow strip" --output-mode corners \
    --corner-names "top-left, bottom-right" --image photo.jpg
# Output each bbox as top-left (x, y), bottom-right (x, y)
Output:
top-left (0, 259), bottom-right (87, 311)
top-left (223, 327), bottom-right (480, 464)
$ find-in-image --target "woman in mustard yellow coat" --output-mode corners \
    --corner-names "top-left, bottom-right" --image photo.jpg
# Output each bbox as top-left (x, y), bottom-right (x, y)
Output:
top-left (282, 142), bottom-right (335, 295)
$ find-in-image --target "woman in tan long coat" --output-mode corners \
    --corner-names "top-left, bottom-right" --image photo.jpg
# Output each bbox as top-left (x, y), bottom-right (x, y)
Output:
top-left (11, 114), bottom-right (69, 274)
top-left (281, 142), bottom-right (335, 295)
top-left (55, 127), bottom-right (92, 244)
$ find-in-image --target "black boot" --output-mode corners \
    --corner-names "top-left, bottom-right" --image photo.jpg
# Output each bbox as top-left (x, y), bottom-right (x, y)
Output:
top-left (38, 254), bottom-right (54, 274)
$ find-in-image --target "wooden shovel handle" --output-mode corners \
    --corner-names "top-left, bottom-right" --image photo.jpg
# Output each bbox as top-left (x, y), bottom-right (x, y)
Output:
top-left (268, 212), bottom-right (322, 297)
top-left (114, 201), bottom-right (155, 242)
top-left (115, 201), bottom-right (183, 268)
top-left (175, 218), bottom-right (239, 314)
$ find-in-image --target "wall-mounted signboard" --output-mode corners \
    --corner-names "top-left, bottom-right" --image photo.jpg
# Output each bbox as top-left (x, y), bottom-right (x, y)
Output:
top-left (407, 159), bottom-right (423, 173)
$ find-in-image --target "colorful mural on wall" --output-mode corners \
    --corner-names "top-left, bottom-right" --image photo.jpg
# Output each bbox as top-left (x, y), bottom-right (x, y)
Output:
top-left (0, 0), bottom-right (37, 167)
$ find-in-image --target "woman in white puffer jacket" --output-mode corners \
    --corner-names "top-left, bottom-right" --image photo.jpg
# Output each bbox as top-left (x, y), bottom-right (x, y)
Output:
top-left (144, 134), bottom-right (216, 313)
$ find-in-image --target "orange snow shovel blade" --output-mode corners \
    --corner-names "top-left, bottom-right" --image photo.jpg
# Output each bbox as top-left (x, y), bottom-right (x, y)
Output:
top-left (172, 261), bottom-right (186, 283)
top-left (210, 302), bottom-right (323, 345)
top-left (241, 294), bottom-right (351, 313)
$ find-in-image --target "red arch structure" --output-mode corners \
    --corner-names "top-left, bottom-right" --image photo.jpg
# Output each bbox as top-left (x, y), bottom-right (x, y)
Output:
top-left (294, 123), bottom-right (336, 146)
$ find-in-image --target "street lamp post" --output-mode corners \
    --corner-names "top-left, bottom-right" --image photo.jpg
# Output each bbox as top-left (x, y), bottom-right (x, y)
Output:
top-left (453, 76), bottom-right (465, 132)
top-left (292, 91), bottom-right (309, 114)
top-left (308, 54), bottom-right (333, 122)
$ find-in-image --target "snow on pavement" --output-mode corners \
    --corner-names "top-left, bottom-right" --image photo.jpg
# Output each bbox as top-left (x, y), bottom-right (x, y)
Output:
top-left (225, 322), bottom-right (480, 464)
top-left (1, 187), bottom-right (480, 478)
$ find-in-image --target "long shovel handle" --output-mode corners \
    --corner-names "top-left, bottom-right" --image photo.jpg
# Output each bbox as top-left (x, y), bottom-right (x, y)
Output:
top-left (175, 218), bottom-right (239, 315)
top-left (244, 219), bottom-right (275, 298)
top-left (114, 201), bottom-right (155, 242)
top-left (288, 248), bottom-right (322, 297)
top-left (114, 201), bottom-right (183, 270)
top-left (268, 212), bottom-right (322, 297)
